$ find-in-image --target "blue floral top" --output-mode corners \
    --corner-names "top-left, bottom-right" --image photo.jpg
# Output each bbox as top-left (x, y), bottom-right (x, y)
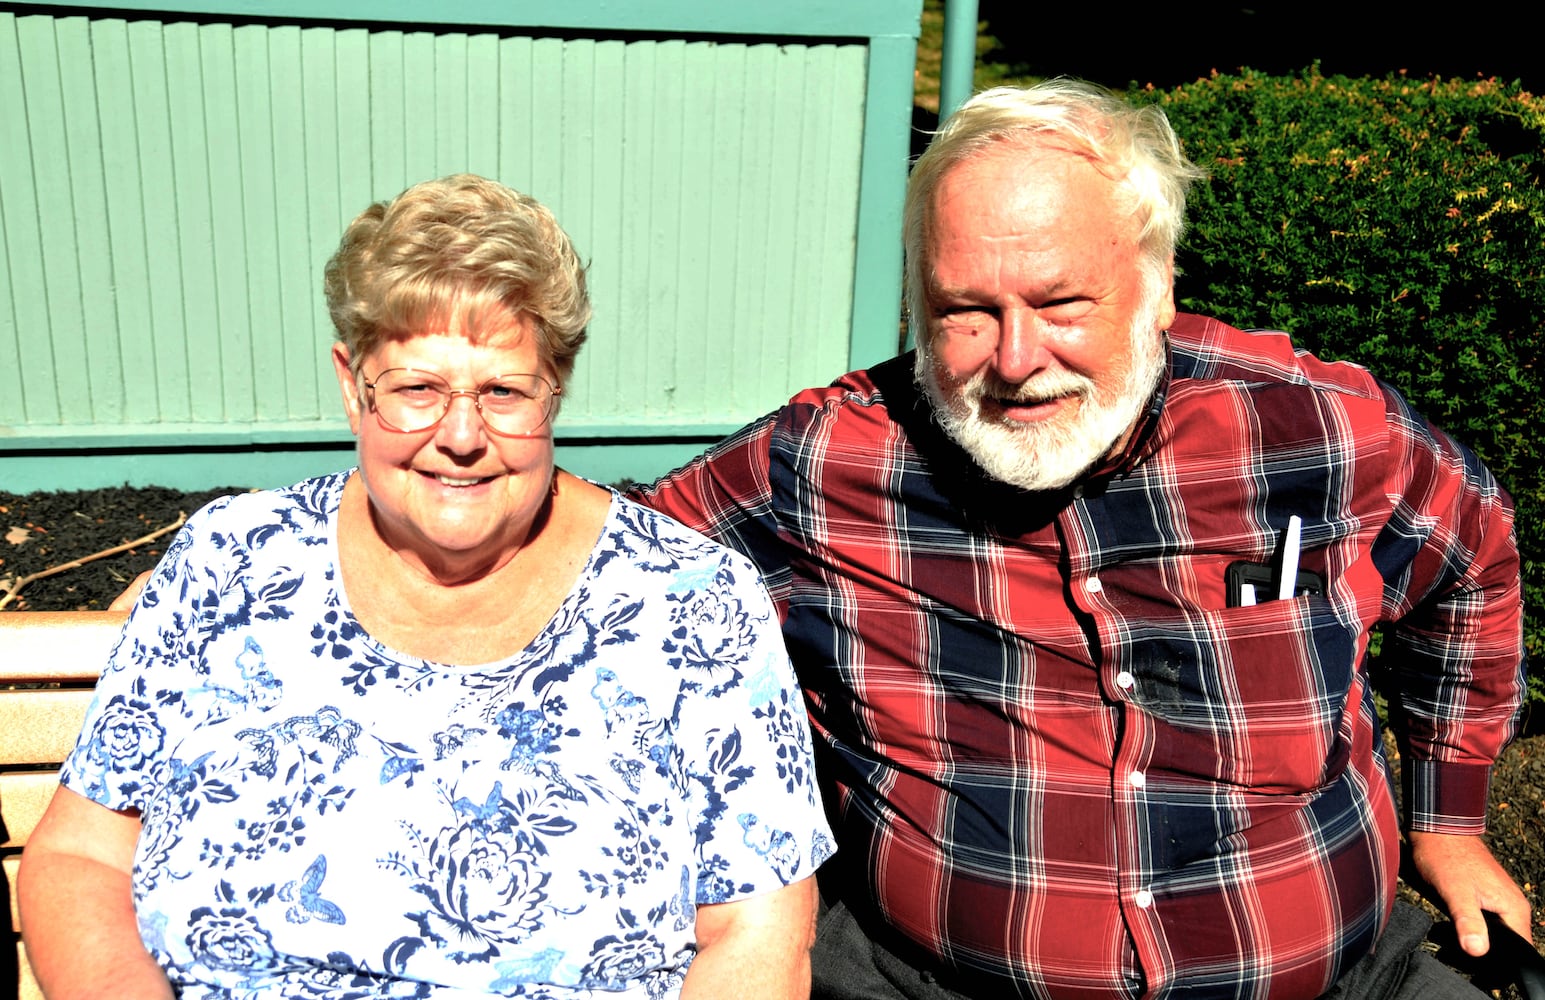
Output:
top-left (61, 471), bottom-right (834, 999)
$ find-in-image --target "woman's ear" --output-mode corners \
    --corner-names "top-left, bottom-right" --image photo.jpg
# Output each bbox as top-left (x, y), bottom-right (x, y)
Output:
top-left (332, 343), bottom-right (363, 435)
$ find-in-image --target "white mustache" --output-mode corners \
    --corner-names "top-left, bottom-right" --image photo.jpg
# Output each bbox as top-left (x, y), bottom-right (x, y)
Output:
top-left (974, 373), bottom-right (1094, 407)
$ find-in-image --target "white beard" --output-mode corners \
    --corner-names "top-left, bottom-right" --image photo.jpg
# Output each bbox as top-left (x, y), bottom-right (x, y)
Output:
top-left (917, 297), bottom-right (1166, 492)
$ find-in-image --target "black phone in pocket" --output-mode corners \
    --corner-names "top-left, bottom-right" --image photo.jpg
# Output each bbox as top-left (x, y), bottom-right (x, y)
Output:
top-left (1226, 560), bottom-right (1325, 607)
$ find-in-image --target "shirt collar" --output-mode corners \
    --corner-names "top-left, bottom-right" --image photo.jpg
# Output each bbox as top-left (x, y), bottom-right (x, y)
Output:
top-left (1081, 331), bottom-right (1173, 484)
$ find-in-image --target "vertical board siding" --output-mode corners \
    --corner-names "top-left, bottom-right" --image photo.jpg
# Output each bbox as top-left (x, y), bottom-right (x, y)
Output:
top-left (4, 16), bottom-right (62, 426)
top-left (0, 10), bottom-right (870, 442)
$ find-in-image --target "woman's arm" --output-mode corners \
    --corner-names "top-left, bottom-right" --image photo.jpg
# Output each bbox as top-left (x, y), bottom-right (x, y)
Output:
top-left (18, 784), bottom-right (173, 1000)
top-left (682, 875), bottom-right (818, 1000)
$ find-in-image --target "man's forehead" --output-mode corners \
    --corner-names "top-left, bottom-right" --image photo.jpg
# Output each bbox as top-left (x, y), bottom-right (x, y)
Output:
top-left (935, 139), bottom-right (1127, 205)
top-left (927, 143), bottom-right (1140, 249)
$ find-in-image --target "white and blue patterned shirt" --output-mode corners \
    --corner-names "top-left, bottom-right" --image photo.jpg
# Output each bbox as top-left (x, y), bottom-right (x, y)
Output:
top-left (62, 470), bottom-right (834, 999)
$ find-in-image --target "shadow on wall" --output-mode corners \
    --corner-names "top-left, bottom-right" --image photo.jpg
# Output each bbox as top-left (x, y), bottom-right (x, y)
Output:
top-left (975, 1), bottom-right (1542, 95)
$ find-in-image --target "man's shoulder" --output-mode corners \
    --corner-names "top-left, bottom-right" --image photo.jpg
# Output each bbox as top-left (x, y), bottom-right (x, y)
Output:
top-left (782, 352), bottom-right (912, 408)
top-left (1168, 313), bottom-right (1383, 401)
top-left (774, 352), bottom-right (921, 433)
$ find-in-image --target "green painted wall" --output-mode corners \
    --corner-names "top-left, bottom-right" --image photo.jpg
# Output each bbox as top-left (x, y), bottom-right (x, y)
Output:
top-left (0, 1), bottom-right (920, 491)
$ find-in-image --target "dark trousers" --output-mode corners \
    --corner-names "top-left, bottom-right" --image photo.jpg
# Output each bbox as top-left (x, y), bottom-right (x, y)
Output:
top-left (811, 898), bottom-right (1487, 1000)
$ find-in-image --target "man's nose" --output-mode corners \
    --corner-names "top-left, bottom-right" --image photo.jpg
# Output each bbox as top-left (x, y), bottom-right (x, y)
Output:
top-left (996, 307), bottom-right (1054, 383)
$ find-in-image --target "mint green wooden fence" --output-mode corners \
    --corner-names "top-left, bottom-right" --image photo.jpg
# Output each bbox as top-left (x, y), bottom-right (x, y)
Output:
top-left (0, 0), bottom-right (920, 490)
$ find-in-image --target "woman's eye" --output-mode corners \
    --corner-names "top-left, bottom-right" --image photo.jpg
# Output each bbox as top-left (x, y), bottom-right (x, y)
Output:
top-left (485, 383), bottom-right (539, 401)
top-left (390, 383), bottom-right (445, 405)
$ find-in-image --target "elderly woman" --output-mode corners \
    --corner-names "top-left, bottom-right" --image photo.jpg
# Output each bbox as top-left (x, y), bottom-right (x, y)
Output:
top-left (19, 174), bottom-right (833, 999)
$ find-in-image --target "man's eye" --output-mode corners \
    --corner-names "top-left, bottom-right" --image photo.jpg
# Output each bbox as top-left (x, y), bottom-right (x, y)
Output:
top-left (936, 305), bottom-right (994, 322)
top-left (1039, 298), bottom-right (1093, 323)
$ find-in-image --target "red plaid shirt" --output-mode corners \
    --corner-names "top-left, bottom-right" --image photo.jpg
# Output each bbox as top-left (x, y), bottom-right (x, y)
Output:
top-left (635, 314), bottom-right (1525, 999)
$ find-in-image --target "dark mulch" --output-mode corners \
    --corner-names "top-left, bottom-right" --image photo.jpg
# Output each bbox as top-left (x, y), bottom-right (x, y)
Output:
top-left (3, 483), bottom-right (1542, 986)
top-left (0, 485), bottom-right (243, 612)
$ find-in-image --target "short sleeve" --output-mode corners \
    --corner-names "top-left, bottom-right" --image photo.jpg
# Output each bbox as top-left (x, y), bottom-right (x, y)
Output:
top-left (660, 547), bottom-right (835, 904)
top-left (59, 497), bottom-right (240, 811)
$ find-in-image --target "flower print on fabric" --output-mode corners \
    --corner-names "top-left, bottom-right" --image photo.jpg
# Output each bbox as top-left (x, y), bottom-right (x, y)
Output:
top-left (388, 780), bottom-right (556, 963)
top-left (59, 474), bottom-right (833, 998)
top-left (580, 912), bottom-right (667, 989)
top-left (87, 694), bottom-right (165, 771)
top-left (184, 906), bottom-right (279, 976)
top-left (661, 563), bottom-right (760, 696)
top-left (737, 813), bottom-right (805, 883)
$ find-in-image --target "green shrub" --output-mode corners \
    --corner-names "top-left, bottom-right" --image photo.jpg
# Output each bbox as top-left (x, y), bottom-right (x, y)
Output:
top-left (1132, 69), bottom-right (1545, 696)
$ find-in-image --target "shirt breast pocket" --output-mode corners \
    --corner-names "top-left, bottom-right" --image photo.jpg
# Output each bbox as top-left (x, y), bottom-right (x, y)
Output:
top-left (1134, 596), bottom-right (1359, 794)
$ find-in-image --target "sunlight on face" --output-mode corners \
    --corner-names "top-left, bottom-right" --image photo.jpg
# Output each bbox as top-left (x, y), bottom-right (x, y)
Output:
top-left (917, 280), bottom-right (1167, 492)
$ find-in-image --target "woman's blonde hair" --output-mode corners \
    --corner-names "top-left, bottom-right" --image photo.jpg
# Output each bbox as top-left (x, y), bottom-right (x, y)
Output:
top-left (324, 173), bottom-right (590, 386)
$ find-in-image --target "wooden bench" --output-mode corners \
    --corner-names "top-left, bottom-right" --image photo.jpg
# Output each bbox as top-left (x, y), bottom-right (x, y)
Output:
top-left (0, 611), bottom-right (127, 1000)
top-left (1, 610), bottom-right (1541, 1000)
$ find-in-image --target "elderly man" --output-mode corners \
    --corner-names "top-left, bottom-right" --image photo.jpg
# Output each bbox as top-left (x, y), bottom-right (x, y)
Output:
top-left (637, 80), bottom-right (1531, 998)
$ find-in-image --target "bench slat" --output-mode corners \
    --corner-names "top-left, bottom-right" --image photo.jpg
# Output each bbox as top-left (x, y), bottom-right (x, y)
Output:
top-left (1, 609), bottom-right (126, 991)
top-left (5, 855), bottom-right (20, 934)
top-left (0, 690), bottom-right (97, 767)
top-left (1, 771), bottom-right (62, 851)
top-left (15, 937), bottom-right (42, 1000)
top-left (0, 611), bottom-right (123, 684)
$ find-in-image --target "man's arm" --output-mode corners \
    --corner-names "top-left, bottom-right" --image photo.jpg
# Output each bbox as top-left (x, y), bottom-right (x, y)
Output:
top-left (1407, 830), bottom-right (1531, 955)
top-left (682, 876), bottom-right (818, 1000)
top-left (1376, 388), bottom-right (1531, 956)
top-left (18, 784), bottom-right (173, 999)
top-left (110, 570), bottom-right (151, 609)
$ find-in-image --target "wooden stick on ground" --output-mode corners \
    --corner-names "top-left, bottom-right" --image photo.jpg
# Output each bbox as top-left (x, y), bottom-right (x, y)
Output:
top-left (0, 512), bottom-right (187, 612)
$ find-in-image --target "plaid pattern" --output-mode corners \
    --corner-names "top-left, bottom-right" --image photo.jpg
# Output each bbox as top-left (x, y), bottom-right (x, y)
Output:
top-left (636, 314), bottom-right (1526, 999)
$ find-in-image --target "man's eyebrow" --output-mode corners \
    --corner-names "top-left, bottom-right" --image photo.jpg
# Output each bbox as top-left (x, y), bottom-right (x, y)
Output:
top-left (927, 276), bottom-right (1083, 303)
top-left (925, 281), bottom-right (977, 300)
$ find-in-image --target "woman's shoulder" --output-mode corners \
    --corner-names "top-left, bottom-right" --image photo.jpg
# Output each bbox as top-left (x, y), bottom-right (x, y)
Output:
top-left (176, 470), bottom-right (349, 550)
top-left (605, 486), bottom-right (753, 567)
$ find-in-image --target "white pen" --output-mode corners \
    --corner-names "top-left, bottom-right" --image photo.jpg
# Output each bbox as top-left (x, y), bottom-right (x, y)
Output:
top-left (1239, 583), bottom-right (1257, 607)
top-left (1278, 515), bottom-right (1302, 601)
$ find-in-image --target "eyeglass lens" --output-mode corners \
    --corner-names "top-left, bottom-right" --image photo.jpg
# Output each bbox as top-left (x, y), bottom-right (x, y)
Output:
top-left (365, 369), bottom-right (557, 435)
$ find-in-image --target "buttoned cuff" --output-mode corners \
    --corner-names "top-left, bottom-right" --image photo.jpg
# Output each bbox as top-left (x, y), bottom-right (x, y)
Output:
top-left (1401, 757), bottom-right (1493, 835)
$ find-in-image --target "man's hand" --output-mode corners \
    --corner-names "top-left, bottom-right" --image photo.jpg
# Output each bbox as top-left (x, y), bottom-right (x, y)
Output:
top-left (1407, 829), bottom-right (1533, 956)
top-left (109, 570), bottom-right (152, 611)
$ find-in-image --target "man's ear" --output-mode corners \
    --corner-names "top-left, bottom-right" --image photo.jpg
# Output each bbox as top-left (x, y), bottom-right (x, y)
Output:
top-left (332, 343), bottom-right (363, 435)
top-left (1156, 257), bottom-right (1177, 330)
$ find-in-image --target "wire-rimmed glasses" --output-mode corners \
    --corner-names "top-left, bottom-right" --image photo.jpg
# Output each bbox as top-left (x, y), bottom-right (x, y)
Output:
top-left (363, 368), bottom-right (560, 436)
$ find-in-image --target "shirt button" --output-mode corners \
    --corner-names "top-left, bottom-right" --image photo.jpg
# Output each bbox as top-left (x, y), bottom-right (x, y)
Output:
top-left (1135, 889), bottom-right (1154, 909)
top-left (1129, 771), bottom-right (1146, 789)
top-left (1072, 485), bottom-right (1085, 499)
top-left (1084, 577), bottom-right (1103, 594)
top-left (1116, 671), bottom-right (1135, 690)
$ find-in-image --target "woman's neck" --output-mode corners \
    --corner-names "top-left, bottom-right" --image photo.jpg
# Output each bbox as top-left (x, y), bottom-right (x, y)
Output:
top-left (335, 471), bottom-right (610, 663)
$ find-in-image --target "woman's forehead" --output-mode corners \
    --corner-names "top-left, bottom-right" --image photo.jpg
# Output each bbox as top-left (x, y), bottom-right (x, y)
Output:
top-left (364, 318), bottom-right (549, 379)
top-left (390, 300), bottom-right (534, 345)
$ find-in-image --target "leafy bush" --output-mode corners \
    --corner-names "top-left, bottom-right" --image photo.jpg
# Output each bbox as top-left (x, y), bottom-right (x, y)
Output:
top-left (1133, 69), bottom-right (1545, 694)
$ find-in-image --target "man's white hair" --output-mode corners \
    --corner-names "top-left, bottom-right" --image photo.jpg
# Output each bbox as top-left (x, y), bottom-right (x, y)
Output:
top-left (904, 79), bottom-right (1205, 345)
